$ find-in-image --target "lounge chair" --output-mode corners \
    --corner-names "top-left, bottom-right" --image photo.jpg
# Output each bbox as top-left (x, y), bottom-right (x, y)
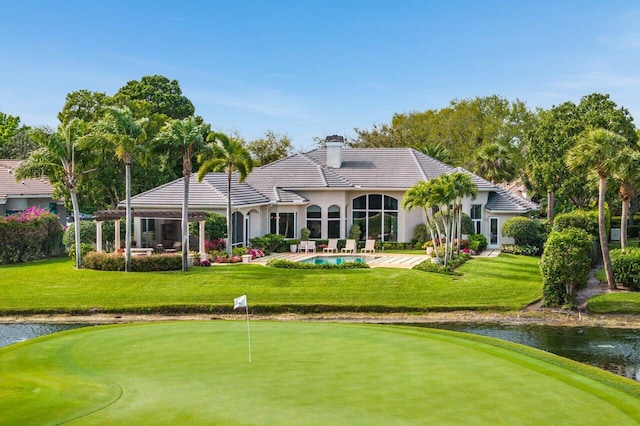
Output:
top-left (306, 241), bottom-right (316, 253)
top-left (323, 239), bottom-right (338, 253)
top-left (341, 239), bottom-right (356, 254)
top-left (298, 241), bottom-right (309, 253)
top-left (361, 239), bottom-right (376, 254)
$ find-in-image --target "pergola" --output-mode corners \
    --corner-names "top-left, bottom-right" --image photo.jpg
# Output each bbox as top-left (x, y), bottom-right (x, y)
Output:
top-left (93, 210), bottom-right (208, 256)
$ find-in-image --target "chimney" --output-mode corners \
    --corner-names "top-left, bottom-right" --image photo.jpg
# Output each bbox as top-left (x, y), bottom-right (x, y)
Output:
top-left (325, 135), bottom-right (344, 168)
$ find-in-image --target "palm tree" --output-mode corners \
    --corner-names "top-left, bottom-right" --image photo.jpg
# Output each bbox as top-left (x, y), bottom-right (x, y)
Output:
top-left (15, 119), bottom-right (89, 269)
top-left (613, 151), bottom-right (640, 251)
top-left (420, 143), bottom-right (454, 164)
top-left (197, 132), bottom-right (253, 255)
top-left (403, 180), bottom-right (442, 264)
top-left (451, 172), bottom-right (478, 254)
top-left (94, 106), bottom-right (148, 272)
top-left (566, 128), bottom-right (631, 290)
top-left (472, 143), bottom-right (516, 184)
top-left (156, 117), bottom-right (207, 271)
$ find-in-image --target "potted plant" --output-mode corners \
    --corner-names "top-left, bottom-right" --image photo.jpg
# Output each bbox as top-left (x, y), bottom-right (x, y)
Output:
top-left (288, 239), bottom-right (300, 253)
top-left (300, 228), bottom-right (311, 241)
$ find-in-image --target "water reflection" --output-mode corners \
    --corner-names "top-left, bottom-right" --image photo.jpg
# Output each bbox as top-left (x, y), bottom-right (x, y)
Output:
top-left (0, 323), bottom-right (86, 348)
top-left (416, 323), bottom-right (640, 382)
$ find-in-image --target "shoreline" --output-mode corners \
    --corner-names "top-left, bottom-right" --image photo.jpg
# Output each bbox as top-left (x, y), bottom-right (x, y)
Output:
top-left (2, 309), bottom-right (639, 329)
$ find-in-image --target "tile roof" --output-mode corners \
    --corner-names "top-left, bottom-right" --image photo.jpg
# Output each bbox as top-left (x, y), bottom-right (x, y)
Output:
top-left (126, 147), bottom-right (538, 213)
top-left (0, 159), bottom-right (56, 203)
top-left (125, 173), bottom-right (269, 209)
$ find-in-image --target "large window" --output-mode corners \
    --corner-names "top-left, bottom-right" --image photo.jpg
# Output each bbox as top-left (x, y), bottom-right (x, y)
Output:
top-left (471, 204), bottom-right (482, 234)
top-left (327, 205), bottom-right (341, 238)
top-left (306, 205), bottom-right (321, 239)
top-left (352, 195), bottom-right (398, 241)
top-left (270, 212), bottom-right (295, 238)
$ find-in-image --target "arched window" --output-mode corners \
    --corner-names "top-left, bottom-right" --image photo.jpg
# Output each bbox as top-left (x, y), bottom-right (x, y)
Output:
top-left (306, 205), bottom-right (321, 239)
top-left (352, 195), bottom-right (398, 242)
top-left (327, 205), bottom-right (341, 239)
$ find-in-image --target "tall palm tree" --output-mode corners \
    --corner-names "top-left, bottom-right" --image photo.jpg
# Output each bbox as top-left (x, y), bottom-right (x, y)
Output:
top-left (197, 132), bottom-right (253, 255)
top-left (566, 128), bottom-right (631, 290)
top-left (156, 117), bottom-right (207, 271)
top-left (472, 143), bottom-right (516, 184)
top-left (94, 106), bottom-right (148, 272)
top-left (15, 119), bottom-right (89, 268)
top-left (613, 151), bottom-right (640, 251)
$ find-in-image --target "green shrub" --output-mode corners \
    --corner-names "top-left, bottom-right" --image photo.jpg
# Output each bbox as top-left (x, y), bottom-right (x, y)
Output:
top-left (610, 248), bottom-right (640, 290)
top-left (414, 253), bottom-right (470, 275)
top-left (250, 234), bottom-right (286, 253)
top-left (460, 212), bottom-right (475, 235)
top-left (0, 207), bottom-right (64, 264)
top-left (500, 244), bottom-right (540, 256)
top-left (413, 224), bottom-right (430, 244)
top-left (62, 220), bottom-right (97, 248)
top-left (69, 243), bottom-right (94, 264)
top-left (501, 217), bottom-right (545, 248)
top-left (348, 224), bottom-right (361, 240)
top-left (540, 227), bottom-right (593, 308)
top-left (468, 234), bottom-right (487, 252)
top-left (266, 259), bottom-right (369, 269)
top-left (83, 252), bottom-right (182, 271)
top-left (190, 212), bottom-right (226, 240)
top-left (553, 209), bottom-right (603, 237)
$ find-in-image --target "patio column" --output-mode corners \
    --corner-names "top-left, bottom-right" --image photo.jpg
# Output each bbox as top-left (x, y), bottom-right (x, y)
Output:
top-left (115, 219), bottom-right (121, 250)
top-left (199, 220), bottom-right (206, 259)
top-left (96, 221), bottom-right (103, 253)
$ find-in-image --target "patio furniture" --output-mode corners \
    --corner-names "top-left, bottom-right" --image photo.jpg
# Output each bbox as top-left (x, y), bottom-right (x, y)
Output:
top-left (323, 239), bottom-right (338, 253)
top-left (298, 241), bottom-right (316, 253)
top-left (341, 239), bottom-right (356, 254)
top-left (130, 248), bottom-right (154, 257)
top-left (361, 239), bottom-right (376, 254)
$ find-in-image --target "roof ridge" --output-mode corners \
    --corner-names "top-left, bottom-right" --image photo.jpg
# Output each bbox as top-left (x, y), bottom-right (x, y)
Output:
top-left (409, 149), bottom-right (428, 181)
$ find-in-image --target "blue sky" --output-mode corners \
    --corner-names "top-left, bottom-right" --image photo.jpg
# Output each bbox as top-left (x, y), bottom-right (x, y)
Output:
top-left (1, 1), bottom-right (640, 151)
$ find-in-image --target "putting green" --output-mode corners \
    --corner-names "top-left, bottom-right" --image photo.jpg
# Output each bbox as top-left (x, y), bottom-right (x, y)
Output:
top-left (0, 322), bottom-right (638, 425)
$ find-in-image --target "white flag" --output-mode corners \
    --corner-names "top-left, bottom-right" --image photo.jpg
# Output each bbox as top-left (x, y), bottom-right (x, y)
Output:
top-left (234, 294), bottom-right (247, 309)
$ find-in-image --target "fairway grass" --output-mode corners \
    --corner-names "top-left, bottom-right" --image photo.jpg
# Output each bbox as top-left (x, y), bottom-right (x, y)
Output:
top-left (0, 322), bottom-right (638, 425)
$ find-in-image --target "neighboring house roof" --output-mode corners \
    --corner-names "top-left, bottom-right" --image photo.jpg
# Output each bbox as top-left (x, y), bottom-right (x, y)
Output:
top-left (125, 147), bottom-right (538, 214)
top-left (0, 159), bottom-right (57, 205)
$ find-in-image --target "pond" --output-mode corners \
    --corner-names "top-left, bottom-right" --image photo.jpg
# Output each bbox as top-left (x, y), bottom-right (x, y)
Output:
top-left (1, 322), bottom-right (639, 382)
top-left (417, 322), bottom-right (640, 382)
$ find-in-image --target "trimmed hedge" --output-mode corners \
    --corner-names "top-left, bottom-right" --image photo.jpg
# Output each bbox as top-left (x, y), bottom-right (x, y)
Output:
top-left (500, 244), bottom-right (540, 256)
top-left (83, 252), bottom-right (182, 271)
top-left (266, 258), bottom-right (369, 269)
top-left (610, 248), bottom-right (640, 290)
top-left (540, 227), bottom-right (593, 308)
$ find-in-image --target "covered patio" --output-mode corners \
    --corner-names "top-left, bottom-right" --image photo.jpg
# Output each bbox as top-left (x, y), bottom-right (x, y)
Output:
top-left (93, 210), bottom-right (208, 256)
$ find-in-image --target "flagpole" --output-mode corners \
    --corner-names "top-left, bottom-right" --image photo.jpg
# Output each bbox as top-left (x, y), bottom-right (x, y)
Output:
top-left (245, 304), bottom-right (252, 363)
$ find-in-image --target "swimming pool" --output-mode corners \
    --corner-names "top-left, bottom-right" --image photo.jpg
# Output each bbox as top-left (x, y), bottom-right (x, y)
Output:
top-left (299, 255), bottom-right (374, 265)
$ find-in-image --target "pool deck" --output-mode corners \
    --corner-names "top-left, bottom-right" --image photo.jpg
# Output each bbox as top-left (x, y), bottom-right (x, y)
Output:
top-left (253, 252), bottom-right (430, 269)
top-left (252, 249), bottom-right (500, 269)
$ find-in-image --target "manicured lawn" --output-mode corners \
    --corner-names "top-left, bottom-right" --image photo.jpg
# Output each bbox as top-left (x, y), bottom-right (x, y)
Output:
top-left (0, 254), bottom-right (542, 314)
top-left (1, 322), bottom-right (638, 425)
top-left (588, 292), bottom-right (640, 314)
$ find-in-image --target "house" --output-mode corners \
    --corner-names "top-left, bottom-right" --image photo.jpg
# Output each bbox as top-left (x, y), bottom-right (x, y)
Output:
top-left (115, 137), bottom-right (538, 253)
top-left (0, 159), bottom-right (66, 224)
